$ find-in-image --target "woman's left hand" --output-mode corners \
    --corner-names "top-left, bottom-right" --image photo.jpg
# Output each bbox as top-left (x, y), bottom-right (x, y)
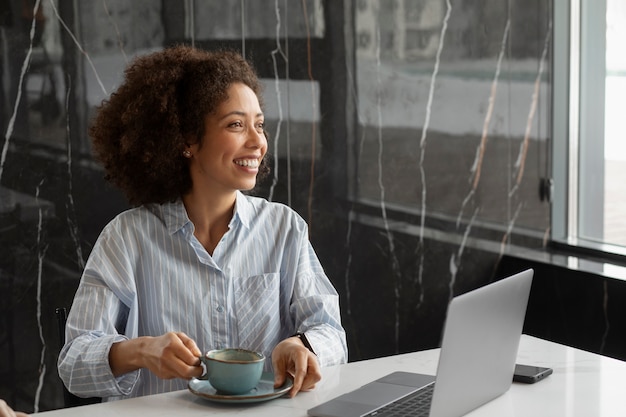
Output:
top-left (272, 336), bottom-right (321, 397)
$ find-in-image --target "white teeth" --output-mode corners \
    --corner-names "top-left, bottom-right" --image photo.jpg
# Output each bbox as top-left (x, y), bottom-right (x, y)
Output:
top-left (235, 159), bottom-right (259, 168)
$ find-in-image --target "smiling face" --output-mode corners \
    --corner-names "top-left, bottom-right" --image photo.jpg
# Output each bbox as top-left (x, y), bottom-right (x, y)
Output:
top-left (186, 82), bottom-right (267, 197)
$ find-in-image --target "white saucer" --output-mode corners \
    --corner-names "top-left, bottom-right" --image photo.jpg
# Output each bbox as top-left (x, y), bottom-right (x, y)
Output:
top-left (188, 372), bottom-right (293, 404)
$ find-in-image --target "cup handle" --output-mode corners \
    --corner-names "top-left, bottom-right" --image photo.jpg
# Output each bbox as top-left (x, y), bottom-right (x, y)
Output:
top-left (197, 357), bottom-right (209, 380)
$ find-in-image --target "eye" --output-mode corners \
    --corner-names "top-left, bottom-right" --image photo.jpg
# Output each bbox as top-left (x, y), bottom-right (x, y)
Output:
top-left (229, 121), bottom-right (243, 128)
top-left (255, 121), bottom-right (265, 132)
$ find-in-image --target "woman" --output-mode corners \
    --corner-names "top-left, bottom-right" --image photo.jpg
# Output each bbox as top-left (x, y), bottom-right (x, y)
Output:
top-left (58, 45), bottom-right (347, 401)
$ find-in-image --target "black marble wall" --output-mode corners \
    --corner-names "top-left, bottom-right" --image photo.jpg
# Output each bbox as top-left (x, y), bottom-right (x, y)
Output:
top-left (498, 253), bottom-right (626, 363)
top-left (0, 0), bottom-right (596, 413)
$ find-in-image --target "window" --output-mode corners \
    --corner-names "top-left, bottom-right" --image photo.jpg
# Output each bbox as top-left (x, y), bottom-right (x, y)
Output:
top-left (352, 0), bottom-right (552, 249)
top-left (552, 0), bottom-right (626, 255)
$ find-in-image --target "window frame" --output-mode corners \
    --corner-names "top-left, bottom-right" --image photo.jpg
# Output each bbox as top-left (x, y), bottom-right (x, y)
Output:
top-left (552, 0), bottom-right (626, 259)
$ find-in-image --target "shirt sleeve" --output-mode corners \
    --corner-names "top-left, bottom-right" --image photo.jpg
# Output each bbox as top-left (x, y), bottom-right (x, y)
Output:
top-left (57, 221), bottom-right (140, 398)
top-left (290, 222), bottom-right (348, 366)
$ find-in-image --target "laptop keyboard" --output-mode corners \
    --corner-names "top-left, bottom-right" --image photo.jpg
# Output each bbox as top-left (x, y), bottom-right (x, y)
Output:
top-left (364, 383), bottom-right (434, 417)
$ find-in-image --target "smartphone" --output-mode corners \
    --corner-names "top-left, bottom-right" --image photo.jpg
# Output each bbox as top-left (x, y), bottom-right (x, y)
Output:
top-left (513, 364), bottom-right (553, 384)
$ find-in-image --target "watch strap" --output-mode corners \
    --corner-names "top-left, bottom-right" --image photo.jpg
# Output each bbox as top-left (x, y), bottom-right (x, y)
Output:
top-left (294, 332), bottom-right (316, 355)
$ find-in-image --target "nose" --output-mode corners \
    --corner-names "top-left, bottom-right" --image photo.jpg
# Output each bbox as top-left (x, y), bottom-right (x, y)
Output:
top-left (246, 126), bottom-right (267, 150)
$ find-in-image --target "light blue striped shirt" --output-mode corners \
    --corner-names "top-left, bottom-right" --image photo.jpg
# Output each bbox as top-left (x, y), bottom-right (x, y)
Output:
top-left (58, 191), bottom-right (347, 400)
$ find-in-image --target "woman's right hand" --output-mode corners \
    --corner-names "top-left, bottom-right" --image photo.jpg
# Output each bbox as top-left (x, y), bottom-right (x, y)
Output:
top-left (109, 332), bottom-right (203, 380)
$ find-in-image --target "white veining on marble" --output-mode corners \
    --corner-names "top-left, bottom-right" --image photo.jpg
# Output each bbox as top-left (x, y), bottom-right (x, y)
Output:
top-left (374, 21), bottom-right (402, 351)
top-left (456, 18), bottom-right (510, 229)
top-left (416, 0), bottom-right (452, 306)
top-left (0, 0), bottom-right (41, 182)
top-left (455, 17), bottom-right (524, 276)
top-left (343, 210), bottom-right (354, 316)
top-left (471, 19), bottom-right (511, 190)
top-left (449, 207), bottom-right (479, 301)
top-left (498, 202), bottom-right (522, 258)
top-left (268, 0), bottom-right (287, 203)
top-left (342, 61), bottom-right (370, 327)
top-left (64, 80), bottom-right (85, 269)
top-left (456, 188), bottom-right (475, 228)
top-left (34, 180), bottom-right (49, 413)
top-left (301, 0), bottom-right (318, 227)
top-left (101, 0), bottom-right (128, 62)
top-left (47, 0), bottom-right (108, 96)
top-left (510, 21), bottom-right (551, 198)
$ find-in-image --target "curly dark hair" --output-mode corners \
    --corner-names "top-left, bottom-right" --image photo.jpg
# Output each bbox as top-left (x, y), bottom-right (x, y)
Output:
top-left (90, 45), bottom-right (270, 206)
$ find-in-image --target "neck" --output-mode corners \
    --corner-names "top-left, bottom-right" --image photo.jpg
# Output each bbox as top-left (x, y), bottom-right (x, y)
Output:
top-left (182, 190), bottom-right (237, 254)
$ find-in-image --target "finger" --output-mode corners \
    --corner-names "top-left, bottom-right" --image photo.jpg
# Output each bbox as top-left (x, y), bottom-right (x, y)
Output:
top-left (182, 362), bottom-right (204, 379)
top-left (299, 373), bottom-right (318, 391)
top-left (177, 332), bottom-right (202, 361)
top-left (164, 355), bottom-right (203, 379)
top-left (298, 382), bottom-right (317, 393)
top-left (272, 355), bottom-right (288, 388)
top-left (173, 333), bottom-right (202, 366)
top-left (289, 356), bottom-right (309, 397)
top-left (299, 372), bottom-right (320, 391)
top-left (152, 334), bottom-right (202, 379)
top-left (291, 353), bottom-right (321, 395)
top-left (300, 355), bottom-right (322, 390)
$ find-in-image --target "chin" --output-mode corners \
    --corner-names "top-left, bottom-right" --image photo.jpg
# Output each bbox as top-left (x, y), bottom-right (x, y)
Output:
top-left (238, 182), bottom-right (257, 191)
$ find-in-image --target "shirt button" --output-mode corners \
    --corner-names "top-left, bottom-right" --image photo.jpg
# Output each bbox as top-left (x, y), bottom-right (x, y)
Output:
top-left (216, 305), bottom-right (224, 312)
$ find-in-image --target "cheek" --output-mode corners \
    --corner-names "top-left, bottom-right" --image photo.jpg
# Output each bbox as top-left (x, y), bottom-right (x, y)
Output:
top-left (261, 135), bottom-right (269, 154)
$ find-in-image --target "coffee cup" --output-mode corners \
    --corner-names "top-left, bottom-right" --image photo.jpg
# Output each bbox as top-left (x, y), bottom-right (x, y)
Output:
top-left (199, 348), bottom-right (265, 395)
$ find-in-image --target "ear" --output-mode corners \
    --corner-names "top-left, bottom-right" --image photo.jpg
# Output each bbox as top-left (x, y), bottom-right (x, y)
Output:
top-left (184, 132), bottom-right (202, 151)
top-left (186, 141), bottom-right (200, 154)
top-left (182, 135), bottom-right (197, 152)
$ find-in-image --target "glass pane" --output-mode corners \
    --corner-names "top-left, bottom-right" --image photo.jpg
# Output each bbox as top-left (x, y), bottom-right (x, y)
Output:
top-left (353, 0), bottom-right (551, 240)
top-left (604, 0), bottom-right (626, 247)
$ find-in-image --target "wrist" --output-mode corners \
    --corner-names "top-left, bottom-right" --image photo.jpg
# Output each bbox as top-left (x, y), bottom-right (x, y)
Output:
top-left (109, 337), bottom-right (146, 376)
top-left (293, 332), bottom-right (316, 355)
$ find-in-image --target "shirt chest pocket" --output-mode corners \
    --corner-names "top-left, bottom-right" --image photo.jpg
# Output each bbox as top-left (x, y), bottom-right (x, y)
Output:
top-left (232, 273), bottom-right (281, 350)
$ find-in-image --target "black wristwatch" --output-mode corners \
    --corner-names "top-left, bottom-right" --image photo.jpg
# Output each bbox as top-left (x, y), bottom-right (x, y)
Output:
top-left (294, 332), bottom-right (316, 355)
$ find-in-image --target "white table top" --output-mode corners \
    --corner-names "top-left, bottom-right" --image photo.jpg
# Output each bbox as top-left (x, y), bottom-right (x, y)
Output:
top-left (34, 335), bottom-right (626, 416)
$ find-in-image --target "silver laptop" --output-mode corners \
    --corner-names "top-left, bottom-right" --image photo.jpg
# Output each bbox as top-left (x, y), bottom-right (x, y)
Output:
top-left (308, 269), bottom-right (534, 417)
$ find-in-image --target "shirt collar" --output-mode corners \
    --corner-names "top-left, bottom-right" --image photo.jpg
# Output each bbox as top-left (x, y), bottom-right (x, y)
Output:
top-left (158, 200), bottom-right (190, 235)
top-left (233, 190), bottom-right (252, 230)
top-left (159, 190), bottom-right (253, 235)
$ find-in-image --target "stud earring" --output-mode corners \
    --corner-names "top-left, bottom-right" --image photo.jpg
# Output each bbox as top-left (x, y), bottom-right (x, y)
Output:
top-left (183, 150), bottom-right (191, 158)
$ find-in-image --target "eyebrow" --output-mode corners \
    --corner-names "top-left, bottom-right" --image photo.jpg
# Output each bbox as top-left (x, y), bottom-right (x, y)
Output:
top-left (218, 111), bottom-right (264, 121)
